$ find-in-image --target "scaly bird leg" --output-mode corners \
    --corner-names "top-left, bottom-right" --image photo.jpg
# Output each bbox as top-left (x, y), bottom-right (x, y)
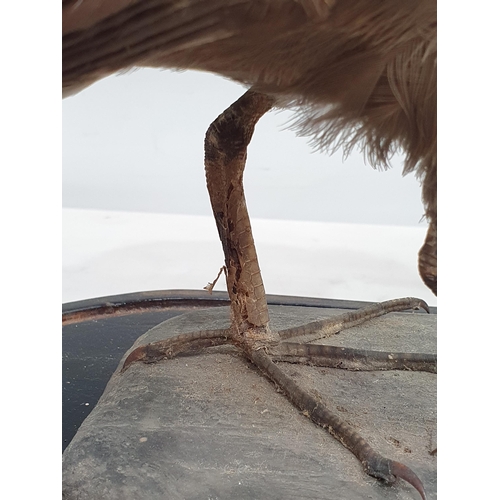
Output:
top-left (204, 90), bottom-right (275, 340)
top-left (123, 90), bottom-right (434, 500)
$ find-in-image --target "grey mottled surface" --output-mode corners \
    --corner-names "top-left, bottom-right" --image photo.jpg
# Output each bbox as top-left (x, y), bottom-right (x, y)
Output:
top-left (63, 305), bottom-right (436, 500)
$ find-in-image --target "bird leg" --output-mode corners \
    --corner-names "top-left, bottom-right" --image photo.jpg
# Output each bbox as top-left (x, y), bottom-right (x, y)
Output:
top-left (122, 90), bottom-right (435, 500)
top-left (204, 90), bottom-right (275, 340)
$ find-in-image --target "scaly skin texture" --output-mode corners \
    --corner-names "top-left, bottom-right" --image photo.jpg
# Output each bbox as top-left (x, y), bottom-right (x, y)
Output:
top-left (204, 91), bottom-right (275, 336)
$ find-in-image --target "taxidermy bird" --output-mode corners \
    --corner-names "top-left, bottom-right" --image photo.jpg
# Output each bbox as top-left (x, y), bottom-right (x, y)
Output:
top-left (63, 0), bottom-right (436, 498)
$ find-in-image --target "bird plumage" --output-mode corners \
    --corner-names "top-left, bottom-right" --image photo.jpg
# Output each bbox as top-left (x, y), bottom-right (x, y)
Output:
top-left (63, 0), bottom-right (437, 293)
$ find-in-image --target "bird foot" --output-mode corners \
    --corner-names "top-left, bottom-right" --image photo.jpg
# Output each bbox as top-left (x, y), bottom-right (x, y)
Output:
top-left (122, 297), bottom-right (435, 500)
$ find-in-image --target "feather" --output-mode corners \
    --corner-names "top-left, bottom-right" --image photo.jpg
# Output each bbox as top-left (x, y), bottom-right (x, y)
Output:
top-left (63, 0), bottom-right (437, 292)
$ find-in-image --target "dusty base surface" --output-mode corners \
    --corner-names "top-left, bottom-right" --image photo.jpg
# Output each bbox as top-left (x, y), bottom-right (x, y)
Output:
top-left (62, 305), bottom-right (436, 500)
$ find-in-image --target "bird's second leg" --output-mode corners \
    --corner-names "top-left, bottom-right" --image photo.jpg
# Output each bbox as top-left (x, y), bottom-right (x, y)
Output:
top-left (124, 89), bottom-right (434, 499)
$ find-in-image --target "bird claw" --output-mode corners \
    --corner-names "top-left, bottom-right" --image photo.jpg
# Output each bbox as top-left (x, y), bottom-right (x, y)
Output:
top-left (365, 457), bottom-right (427, 500)
top-left (412, 298), bottom-right (430, 314)
top-left (121, 343), bottom-right (168, 372)
top-left (391, 460), bottom-right (427, 500)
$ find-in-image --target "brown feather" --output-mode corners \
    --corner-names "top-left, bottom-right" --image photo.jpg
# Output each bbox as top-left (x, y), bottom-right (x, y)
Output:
top-left (63, 0), bottom-right (437, 293)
